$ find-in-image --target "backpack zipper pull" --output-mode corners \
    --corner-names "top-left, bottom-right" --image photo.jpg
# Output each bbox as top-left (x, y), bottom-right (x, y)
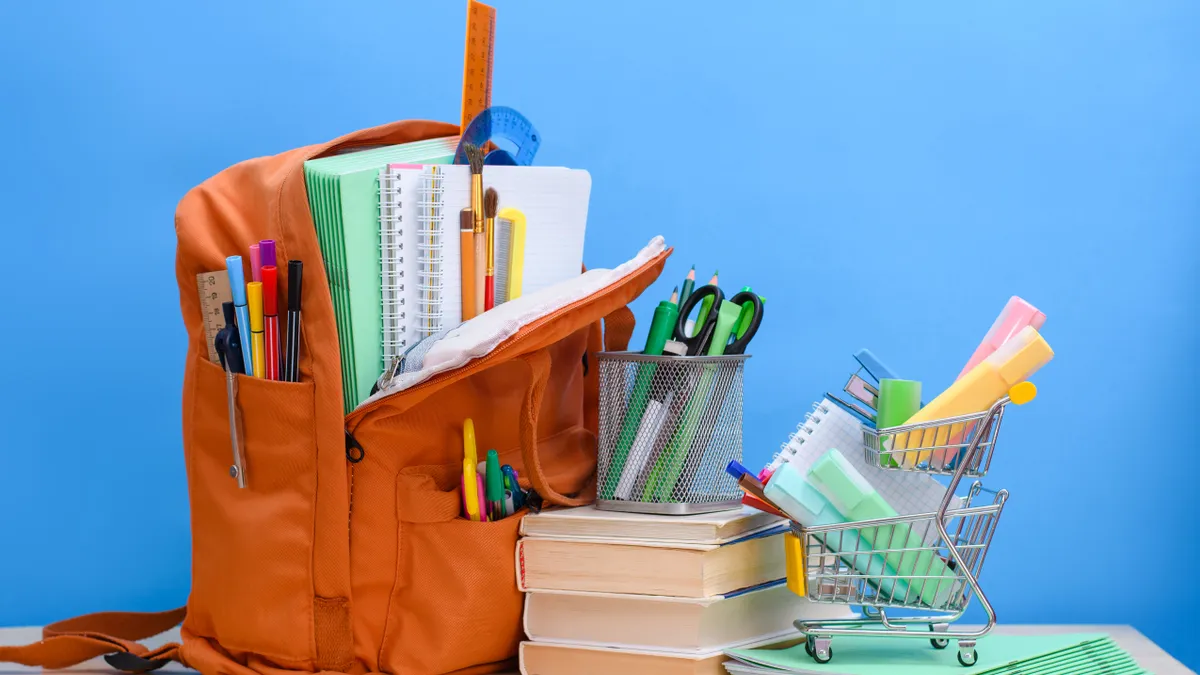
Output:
top-left (345, 430), bottom-right (366, 463)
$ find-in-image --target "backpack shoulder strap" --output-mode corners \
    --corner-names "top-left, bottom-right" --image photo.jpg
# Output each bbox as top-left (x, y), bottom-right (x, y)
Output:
top-left (0, 607), bottom-right (186, 672)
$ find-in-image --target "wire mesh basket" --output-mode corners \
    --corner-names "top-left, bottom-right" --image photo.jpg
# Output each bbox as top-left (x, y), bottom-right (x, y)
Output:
top-left (595, 351), bottom-right (748, 515)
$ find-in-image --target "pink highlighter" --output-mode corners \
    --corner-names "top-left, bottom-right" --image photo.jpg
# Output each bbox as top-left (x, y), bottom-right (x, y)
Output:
top-left (956, 296), bottom-right (1046, 381)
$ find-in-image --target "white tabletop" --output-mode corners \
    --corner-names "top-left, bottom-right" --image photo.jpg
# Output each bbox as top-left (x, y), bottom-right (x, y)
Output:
top-left (0, 624), bottom-right (1191, 674)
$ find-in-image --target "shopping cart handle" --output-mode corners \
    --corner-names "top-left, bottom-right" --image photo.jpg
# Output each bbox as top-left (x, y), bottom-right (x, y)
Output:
top-left (1008, 381), bottom-right (1037, 405)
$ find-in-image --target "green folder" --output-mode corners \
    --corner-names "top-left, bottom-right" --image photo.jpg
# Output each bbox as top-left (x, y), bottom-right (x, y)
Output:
top-left (303, 137), bottom-right (458, 412)
top-left (724, 633), bottom-right (1145, 674)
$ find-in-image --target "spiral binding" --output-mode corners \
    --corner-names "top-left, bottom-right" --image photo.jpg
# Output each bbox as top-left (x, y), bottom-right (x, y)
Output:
top-left (416, 166), bottom-right (446, 339)
top-left (767, 400), bottom-right (833, 473)
top-left (379, 169), bottom-right (407, 369)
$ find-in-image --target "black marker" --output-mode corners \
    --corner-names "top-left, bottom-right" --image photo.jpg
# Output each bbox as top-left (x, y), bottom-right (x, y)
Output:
top-left (284, 260), bottom-right (303, 382)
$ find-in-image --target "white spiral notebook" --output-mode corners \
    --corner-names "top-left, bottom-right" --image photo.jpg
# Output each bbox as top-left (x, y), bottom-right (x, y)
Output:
top-left (768, 398), bottom-right (954, 517)
top-left (377, 163), bottom-right (591, 369)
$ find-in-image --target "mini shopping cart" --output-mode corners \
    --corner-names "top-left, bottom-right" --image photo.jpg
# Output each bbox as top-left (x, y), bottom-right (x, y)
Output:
top-left (789, 390), bottom-right (1032, 668)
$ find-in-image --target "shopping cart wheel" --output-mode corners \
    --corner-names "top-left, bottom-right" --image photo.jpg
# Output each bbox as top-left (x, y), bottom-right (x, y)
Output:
top-left (810, 637), bottom-right (833, 664)
top-left (929, 624), bottom-right (949, 649)
top-left (957, 648), bottom-right (978, 667)
top-left (804, 636), bottom-right (814, 657)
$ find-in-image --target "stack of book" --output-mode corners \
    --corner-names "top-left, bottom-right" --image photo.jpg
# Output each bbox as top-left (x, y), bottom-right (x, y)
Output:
top-left (516, 506), bottom-right (849, 675)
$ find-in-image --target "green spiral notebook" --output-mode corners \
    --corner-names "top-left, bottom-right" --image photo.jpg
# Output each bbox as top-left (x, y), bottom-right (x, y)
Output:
top-left (303, 137), bottom-right (458, 412)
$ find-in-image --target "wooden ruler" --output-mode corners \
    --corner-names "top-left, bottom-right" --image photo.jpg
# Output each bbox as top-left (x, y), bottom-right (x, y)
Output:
top-left (196, 271), bottom-right (232, 363)
top-left (460, 0), bottom-right (496, 132)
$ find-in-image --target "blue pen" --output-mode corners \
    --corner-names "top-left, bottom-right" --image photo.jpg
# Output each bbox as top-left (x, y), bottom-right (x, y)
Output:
top-left (226, 256), bottom-right (255, 374)
top-left (502, 465), bottom-right (525, 510)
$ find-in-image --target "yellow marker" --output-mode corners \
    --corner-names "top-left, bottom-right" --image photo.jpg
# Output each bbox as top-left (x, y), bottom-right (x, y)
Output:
top-left (463, 458), bottom-right (481, 522)
top-left (896, 326), bottom-right (1053, 466)
top-left (247, 281), bottom-right (265, 379)
top-left (784, 532), bottom-right (807, 597)
top-left (464, 418), bottom-right (478, 467)
top-left (497, 207), bottom-right (526, 302)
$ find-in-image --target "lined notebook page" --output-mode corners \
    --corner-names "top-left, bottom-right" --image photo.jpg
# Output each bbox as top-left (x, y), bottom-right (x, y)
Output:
top-left (382, 164), bottom-right (591, 333)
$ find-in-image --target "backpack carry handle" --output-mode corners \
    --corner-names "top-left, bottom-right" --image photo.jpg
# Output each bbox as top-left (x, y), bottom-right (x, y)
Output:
top-left (519, 307), bottom-right (635, 507)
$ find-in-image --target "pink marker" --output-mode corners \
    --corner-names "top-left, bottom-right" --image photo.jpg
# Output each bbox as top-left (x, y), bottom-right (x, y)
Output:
top-left (477, 474), bottom-right (489, 522)
top-left (249, 244), bottom-right (262, 283)
top-left (956, 296), bottom-right (1046, 381)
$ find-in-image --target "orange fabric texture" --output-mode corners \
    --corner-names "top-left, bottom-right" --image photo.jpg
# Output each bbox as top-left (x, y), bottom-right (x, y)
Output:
top-left (1, 120), bottom-right (666, 675)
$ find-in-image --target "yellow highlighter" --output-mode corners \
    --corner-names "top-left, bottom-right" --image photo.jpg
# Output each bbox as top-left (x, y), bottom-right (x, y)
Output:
top-left (896, 325), bottom-right (1053, 466)
top-left (247, 281), bottom-right (265, 378)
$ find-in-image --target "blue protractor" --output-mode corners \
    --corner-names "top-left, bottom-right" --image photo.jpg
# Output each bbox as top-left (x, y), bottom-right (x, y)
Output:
top-left (454, 106), bottom-right (541, 166)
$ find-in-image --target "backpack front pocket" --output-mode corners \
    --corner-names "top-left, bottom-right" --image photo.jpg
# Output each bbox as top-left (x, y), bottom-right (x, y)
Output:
top-left (379, 464), bottom-right (525, 675)
top-left (183, 357), bottom-right (319, 666)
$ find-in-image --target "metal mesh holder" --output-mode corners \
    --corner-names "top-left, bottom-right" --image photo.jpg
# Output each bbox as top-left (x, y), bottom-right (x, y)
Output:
top-left (595, 351), bottom-right (748, 515)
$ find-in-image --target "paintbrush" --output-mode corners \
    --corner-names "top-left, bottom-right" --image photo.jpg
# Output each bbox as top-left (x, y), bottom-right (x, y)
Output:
top-left (464, 142), bottom-right (486, 317)
top-left (483, 187), bottom-right (499, 311)
top-left (459, 208), bottom-right (476, 321)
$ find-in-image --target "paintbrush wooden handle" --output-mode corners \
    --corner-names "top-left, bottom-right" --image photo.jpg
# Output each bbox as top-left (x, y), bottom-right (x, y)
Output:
top-left (474, 235), bottom-right (486, 316)
top-left (461, 230), bottom-right (476, 321)
top-left (485, 275), bottom-right (494, 311)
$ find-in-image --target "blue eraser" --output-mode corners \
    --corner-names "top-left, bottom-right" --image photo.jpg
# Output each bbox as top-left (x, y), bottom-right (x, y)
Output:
top-left (726, 460), bottom-right (752, 480)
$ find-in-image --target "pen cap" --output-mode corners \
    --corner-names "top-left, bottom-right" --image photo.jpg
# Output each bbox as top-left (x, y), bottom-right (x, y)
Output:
top-left (259, 240), bottom-right (277, 268)
top-left (957, 296), bottom-right (1047, 380)
top-left (225, 256), bottom-right (247, 305)
top-left (984, 325), bottom-right (1054, 385)
top-left (287, 260), bottom-right (303, 310)
top-left (247, 282), bottom-right (264, 330)
top-left (261, 265), bottom-right (278, 315)
top-left (644, 300), bottom-right (679, 355)
top-left (249, 244), bottom-right (262, 282)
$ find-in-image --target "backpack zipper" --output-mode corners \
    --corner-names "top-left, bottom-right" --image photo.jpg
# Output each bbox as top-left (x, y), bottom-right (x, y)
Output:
top-left (342, 249), bottom-right (667, 432)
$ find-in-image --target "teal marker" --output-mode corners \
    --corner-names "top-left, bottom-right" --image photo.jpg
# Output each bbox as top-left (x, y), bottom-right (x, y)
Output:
top-left (485, 450), bottom-right (504, 520)
top-left (600, 289), bottom-right (680, 500)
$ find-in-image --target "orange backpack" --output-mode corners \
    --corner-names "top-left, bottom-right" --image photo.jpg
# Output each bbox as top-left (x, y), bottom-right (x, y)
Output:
top-left (0, 120), bottom-right (669, 675)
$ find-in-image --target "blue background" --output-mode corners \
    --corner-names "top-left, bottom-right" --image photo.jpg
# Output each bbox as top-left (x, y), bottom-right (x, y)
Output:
top-left (2, 0), bottom-right (1197, 669)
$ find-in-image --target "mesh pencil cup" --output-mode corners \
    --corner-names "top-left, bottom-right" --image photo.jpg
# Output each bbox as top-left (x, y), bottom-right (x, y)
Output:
top-left (595, 351), bottom-right (748, 515)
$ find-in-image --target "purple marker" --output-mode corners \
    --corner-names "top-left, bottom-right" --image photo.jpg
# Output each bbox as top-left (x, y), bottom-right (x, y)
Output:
top-left (259, 239), bottom-right (277, 269)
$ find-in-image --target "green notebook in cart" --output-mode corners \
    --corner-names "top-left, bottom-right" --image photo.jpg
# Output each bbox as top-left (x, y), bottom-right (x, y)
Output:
top-left (303, 137), bottom-right (458, 412)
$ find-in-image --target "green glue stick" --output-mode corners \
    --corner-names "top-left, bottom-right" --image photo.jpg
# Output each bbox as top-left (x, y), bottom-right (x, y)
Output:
top-left (600, 298), bottom-right (679, 500)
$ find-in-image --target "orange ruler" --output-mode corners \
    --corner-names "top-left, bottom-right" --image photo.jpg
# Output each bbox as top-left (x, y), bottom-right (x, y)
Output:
top-left (460, 0), bottom-right (496, 132)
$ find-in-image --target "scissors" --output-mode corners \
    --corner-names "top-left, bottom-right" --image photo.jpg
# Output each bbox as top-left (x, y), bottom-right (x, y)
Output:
top-left (674, 285), bottom-right (764, 356)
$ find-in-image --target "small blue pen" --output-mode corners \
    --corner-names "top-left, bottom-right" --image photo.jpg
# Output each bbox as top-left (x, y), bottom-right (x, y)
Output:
top-left (226, 256), bottom-right (255, 375)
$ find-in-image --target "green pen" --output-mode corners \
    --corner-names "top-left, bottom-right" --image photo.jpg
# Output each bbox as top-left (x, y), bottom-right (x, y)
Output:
top-left (485, 449), bottom-right (504, 520)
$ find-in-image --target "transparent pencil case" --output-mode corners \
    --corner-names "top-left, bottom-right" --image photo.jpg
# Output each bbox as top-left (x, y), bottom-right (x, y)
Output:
top-left (594, 351), bottom-right (748, 515)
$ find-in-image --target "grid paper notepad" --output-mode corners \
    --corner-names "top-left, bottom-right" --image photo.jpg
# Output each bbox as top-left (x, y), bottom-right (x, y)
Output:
top-left (769, 399), bottom-right (954, 518)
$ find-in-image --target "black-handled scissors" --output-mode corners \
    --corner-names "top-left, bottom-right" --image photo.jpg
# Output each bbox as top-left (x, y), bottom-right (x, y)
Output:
top-left (673, 285), bottom-right (724, 355)
top-left (724, 290), bottom-right (763, 355)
